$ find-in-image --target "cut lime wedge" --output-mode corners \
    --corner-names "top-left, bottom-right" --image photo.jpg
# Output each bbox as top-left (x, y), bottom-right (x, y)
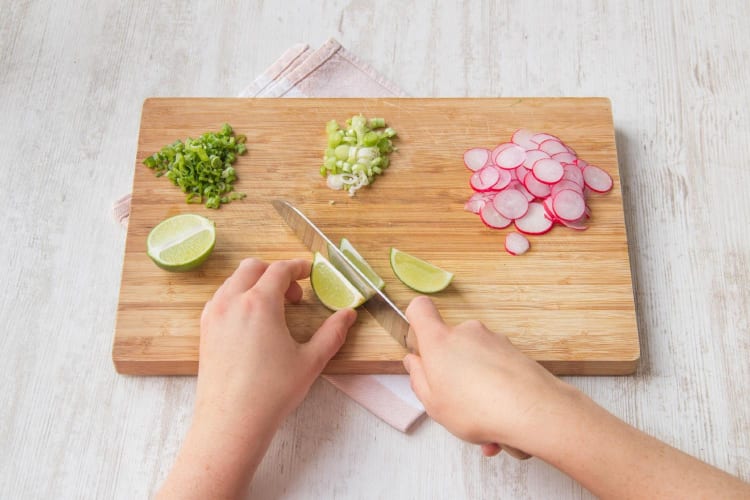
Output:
top-left (311, 252), bottom-right (367, 310)
top-left (339, 238), bottom-right (386, 291)
top-left (146, 214), bottom-right (215, 272)
top-left (389, 247), bottom-right (454, 293)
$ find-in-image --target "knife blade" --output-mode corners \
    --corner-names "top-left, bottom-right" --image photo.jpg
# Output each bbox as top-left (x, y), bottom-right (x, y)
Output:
top-left (271, 199), bottom-right (411, 349)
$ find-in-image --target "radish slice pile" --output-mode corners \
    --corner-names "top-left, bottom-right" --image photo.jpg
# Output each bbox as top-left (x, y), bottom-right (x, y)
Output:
top-left (463, 128), bottom-right (614, 256)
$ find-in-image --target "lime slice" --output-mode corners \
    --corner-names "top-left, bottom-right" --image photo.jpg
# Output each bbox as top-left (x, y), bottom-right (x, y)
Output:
top-left (146, 214), bottom-right (216, 272)
top-left (340, 238), bottom-right (385, 291)
top-left (389, 248), bottom-right (454, 293)
top-left (311, 252), bottom-right (366, 311)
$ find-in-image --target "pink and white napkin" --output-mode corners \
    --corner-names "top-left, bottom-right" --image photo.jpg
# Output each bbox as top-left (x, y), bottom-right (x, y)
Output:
top-left (114, 39), bottom-right (424, 432)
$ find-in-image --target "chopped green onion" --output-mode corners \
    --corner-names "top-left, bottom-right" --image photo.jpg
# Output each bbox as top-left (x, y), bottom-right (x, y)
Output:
top-left (143, 123), bottom-right (247, 208)
top-left (321, 114), bottom-right (397, 196)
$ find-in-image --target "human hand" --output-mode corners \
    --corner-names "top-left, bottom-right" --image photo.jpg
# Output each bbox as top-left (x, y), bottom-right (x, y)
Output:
top-left (402, 296), bottom-right (583, 459)
top-left (156, 258), bottom-right (357, 499)
top-left (195, 257), bottom-right (357, 440)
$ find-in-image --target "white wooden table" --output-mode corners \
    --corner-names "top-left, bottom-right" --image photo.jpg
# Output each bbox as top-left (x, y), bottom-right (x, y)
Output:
top-left (2, 1), bottom-right (748, 498)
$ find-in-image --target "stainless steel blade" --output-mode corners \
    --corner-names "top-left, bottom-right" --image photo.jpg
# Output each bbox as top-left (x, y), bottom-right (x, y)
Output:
top-left (271, 199), bottom-right (411, 348)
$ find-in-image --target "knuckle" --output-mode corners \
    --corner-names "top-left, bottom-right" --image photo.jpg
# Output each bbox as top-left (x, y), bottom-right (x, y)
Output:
top-left (461, 319), bottom-right (485, 331)
top-left (240, 257), bottom-right (263, 270)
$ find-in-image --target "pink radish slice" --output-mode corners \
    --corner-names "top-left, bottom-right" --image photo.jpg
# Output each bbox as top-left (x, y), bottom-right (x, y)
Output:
top-left (470, 166), bottom-right (501, 192)
top-left (463, 148), bottom-right (491, 171)
top-left (491, 168), bottom-right (513, 191)
top-left (516, 165), bottom-right (530, 184)
top-left (464, 192), bottom-right (493, 214)
top-left (514, 202), bottom-right (554, 235)
top-left (582, 165), bottom-right (613, 193)
top-left (480, 202), bottom-right (512, 229)
top-left (505, 232), bottom-right (530, 256)
top-left (561, 216), bottom-right (588, 231)
top-left (524, 149), bottom-right (550, 169)
top-left (542, 197), bottom-right (557, 220)
top-left (494, 144), bottom-right (526, 170)
top-left (552, 189), bottom-right (586, 221)
top-left (539, 139), bottom-right (569, 156)
top-left (508, 167), bottom-right (518, 181)
top-left (511, 128), bottom-right (538, 150)
top-left (565, 144), bottom-right (577, 156)
top-left (510, 181), bottom-right (536, 202)
top-left (575, 158), bottom-right (589, 169)
top-left (532, 158), bottom-right (565, 184)
top-left (491, 142), bottom-right (515, 165)
top-left (552, 151), bottom-right (577, 164)
top-left (524, 171), bottom-right (552, 198)
top-left (584, 204), bottom-right (592, 219)
top-left (493, 189), bottom-right (530, 219)
top-left (562, 164), bottom-right (585, 186)
top-left (551, 179), bottom-right (584, 197)
top-left (531, 133), bottom-right (561, 145)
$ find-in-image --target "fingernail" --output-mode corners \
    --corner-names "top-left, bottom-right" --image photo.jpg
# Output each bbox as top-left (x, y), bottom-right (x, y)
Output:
top-left (344, 308), bottom-right (357, 326)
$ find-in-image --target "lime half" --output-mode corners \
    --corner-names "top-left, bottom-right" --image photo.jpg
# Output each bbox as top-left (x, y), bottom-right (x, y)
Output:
top-left (146, 214), bottom-right (216, 272)
top-left (340, 238), bottom-right (386, 291)
top-left (389, 248), bottom-right (454, 293)
top-left (311, 252), bottom-right (366, 310)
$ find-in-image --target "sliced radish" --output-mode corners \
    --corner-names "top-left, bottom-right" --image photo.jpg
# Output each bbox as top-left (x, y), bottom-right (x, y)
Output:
top-left (552, 151), bottom-right (577, 164)
top-left (562, 164), bottom-right (585, 186)
top-left (494, 144), bottom-right (526, 170)
top-left (542, 197), bottom-right (557, 220)
top-left (463, 148), bottom-right (491, 171)
top-left (480, 202), bottom-right (512, 229)
top-left (524, 172), bottom-right (552, 198)
top-left (511, 128), bottom-right (538, 150)
top-left (493, 189), bottom-right (529, 219)
top-left (505, 232), bottom-right (530, 256)
top-left (514, 202), bottom-right (554, 235)
top-left (491, 142), bottom-right (515, 161)
top-left (561, 216), bottom-right (588, 231)
top-left (510, 181), bottom-right (536, 202)
top-left (470, 166), bottom-right (501, 192)
top-left (532, 158), bottom-right (564, 184)
top-left (552, 189), bottom-right (586, 221)
top-left (491, 168), bottom-right (513, 191)
top-left (550, 179), bottom-right (583, 197)
top-left (463, 130), bottom-right (612, 255)
top-left (582, 165), bottom-right (613, 193)
top-left (524, 149), bottom-right (550, 169)
top-left (516, 165), bottom-right (530, 184)
top-left (464, 192), bottom-right (492, 214)
top-left (531, 133), bottom-right (561, 145)
top-left (539, 139), bottom-right (569, 156)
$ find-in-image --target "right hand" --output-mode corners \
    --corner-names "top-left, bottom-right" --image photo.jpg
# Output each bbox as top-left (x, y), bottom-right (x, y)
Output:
top-left (403, 296), bottom-right (583, 458)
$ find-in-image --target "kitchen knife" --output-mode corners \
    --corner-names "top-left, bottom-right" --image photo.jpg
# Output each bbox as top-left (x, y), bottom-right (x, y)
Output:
top-left (271, 199), bottom-right (412, 350)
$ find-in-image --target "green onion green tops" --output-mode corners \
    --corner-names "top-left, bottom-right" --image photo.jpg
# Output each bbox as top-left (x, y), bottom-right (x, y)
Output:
top-left (143, 123), bottom-right (247, 209)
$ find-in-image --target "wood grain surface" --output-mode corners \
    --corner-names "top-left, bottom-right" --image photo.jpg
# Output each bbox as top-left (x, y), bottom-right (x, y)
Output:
top-left (2, 1), bottom-right (749, 498)
top-left (114, 97), bottom-right (639, 375)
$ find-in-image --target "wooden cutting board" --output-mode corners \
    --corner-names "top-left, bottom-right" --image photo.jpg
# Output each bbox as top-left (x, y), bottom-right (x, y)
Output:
top-left (113, 97), bottom-right (639, 375)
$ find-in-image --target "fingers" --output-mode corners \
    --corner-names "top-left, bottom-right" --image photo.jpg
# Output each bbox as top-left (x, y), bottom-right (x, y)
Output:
top-left (304, 308), bottom-right (358, 372)
top-left (215, 258), bottom-right (268, 299)
top-left (480, 443), bottom-right (503, 457)
top-left (253, 259), bottom-right (311, 299)
top-left (402, 353), bottom-right (432, 405)
top-left (405, 296), bottom-right (447, 348)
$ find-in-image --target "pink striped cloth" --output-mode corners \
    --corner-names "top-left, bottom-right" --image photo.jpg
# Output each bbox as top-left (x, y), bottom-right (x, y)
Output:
top-left (114, 39), bottom-right (425, 432)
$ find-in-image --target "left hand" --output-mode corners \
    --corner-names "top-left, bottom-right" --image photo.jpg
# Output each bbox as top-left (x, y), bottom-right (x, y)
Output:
top-left (194, 257), bottom-right (357, 438)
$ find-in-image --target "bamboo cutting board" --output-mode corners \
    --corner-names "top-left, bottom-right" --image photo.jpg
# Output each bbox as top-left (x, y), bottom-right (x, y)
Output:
top-left (113, 98), bottom-right (639, 375)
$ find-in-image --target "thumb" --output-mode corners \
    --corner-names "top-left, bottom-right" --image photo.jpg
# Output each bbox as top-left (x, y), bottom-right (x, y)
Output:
top-left (403, 353), bottom-right (432, 406)
top-left (304, 308), bottom-right (357, 372)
